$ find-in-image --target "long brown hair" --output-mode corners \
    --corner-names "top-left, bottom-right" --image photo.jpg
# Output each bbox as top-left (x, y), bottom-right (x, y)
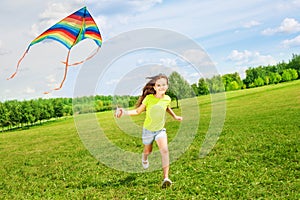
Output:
top-left (136, 74), bottom-right (169, 107)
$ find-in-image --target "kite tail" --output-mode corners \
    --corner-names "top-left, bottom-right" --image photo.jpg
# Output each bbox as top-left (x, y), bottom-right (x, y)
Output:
top-left (62, 46), bottom-right (100, 66)
top-left (7, 48), bottom-right (30, 80)
top-left (44, 50), bottom-right (71, 94)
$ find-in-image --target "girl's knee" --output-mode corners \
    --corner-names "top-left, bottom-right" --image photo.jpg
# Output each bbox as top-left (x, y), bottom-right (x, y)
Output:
top-left (143, 148), bottom-right (152, 155)
top-left (160, 147), bottom-right (169, 155)
top-left (144, 150), bottom-right (152, 155)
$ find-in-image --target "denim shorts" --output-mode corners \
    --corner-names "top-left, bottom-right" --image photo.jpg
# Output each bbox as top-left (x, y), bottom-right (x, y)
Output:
top-left (142, 128), bottom-right (167, 145)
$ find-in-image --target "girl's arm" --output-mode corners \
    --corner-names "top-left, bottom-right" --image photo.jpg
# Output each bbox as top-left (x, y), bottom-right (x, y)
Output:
top-left (116, 104), bottom-right (146, 118)
top-left (166, 106), bottom-right (183, 121)
top-left (126, 104), bottom-right (146, 116)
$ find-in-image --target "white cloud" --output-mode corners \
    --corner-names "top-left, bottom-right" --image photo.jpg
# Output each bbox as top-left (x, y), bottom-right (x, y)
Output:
top-left (182, 49), bottom-right (214, 67)
top-left (87, 0), bottom-right (163, 19)
top-left (243, 20), bottom-right (261, 28)
top-left (129, 0), bottom-right (163, 12)
top-left (282, 35), bottom-right (300, 47)
top-left (159, 58), bottom-right (177, 66)
top-left (29, 2), bottom-right (81, 37)
top-left (278, 18), bottom-right (300, 33)
top-left (0, 40), bottom-right (9, 55)
top-left (278, 0), bottom-right (300, 10)
top-left (227, 50), bottom-right (277, 66)
top-left (292, 0), bottom-right (300, 7)
top-left (24, 87), bottom-right (35, 94)
top-left (39, 3), bottom-right (72, 19)
top-left (46, 74), bottom-right (57, 84)
top-left (135, 57), bottom-right (177, 68)
top-left (106, 79), bottom-right (120, 85)
top-left (262, 28), bottom-right (277, 36)
top-left (95, 15), bottom-right (110, 30)
top-left (228, 50), bottom-right (252, 63)
top-left (262, 18), bottom-right (300, 35)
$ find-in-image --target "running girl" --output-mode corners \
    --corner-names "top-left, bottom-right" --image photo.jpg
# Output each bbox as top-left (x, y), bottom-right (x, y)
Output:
top-left (116, 73), bottom-right (183, 188)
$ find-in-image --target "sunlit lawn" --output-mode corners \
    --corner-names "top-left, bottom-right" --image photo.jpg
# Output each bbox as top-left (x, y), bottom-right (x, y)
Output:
top-left (0, 80), bottom-right (299, 199)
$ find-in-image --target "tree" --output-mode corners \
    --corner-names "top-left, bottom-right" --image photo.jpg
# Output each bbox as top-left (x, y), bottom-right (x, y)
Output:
top-left (197, 78), bottom-right (209, 95)
top-left (264, 76), bottom-right (270, 85)
top-left (30, 100), bottom-right (40, 124)
top-left (63, 105), bottom-right (73, 116)
top-left (269, 72), bottom-right (282, 84)
top-left (191, 83), bottom-right (199, 96)
top-left (282, 69), bottom-right (292, 82)
top-left (276, 61), bottom-right (287, 74)
top-left (206, 75), bottom-right (224, 93)
top-left (254, 77), bottom-right (264, 87)
top-left (287, 69), bottom-right (298, 80)
top-left (287, 54), bottom-right (300, 73)
top-left (222, 73), bottom-right (242, 91)
top-left (244, 68), bottom-right (256, 87)
top-left (5, 100), bottom-right (22, 128)
top-left (228, 81), bottom-right (240, 90)
top-left (168, 72), bottom-right (194, 99)
top-left (0, 102), bottom-right (9, 130)
top-left (38, 99), bottom-right (53, 122)
top-left (289, 69), bottom-right (298, 80)
top-left (166, 89), bottom-right (179, 108)
top-left (21, 101), bottom-right (35, 126)
top-left (52, 98), bottom-right (64, 118)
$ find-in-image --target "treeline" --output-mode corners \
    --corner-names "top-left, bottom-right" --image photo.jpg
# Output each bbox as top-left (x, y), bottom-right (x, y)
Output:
top-left (0, 98), bottom-right (72, 131)
top-left (73, 95), bottom-right (138, 114)
top-left (191, 54), bottom-right (300, 95)
top-left (0, 95), bottom-right (138, 131)
top-left (1, 54), bottom-right (299, 131)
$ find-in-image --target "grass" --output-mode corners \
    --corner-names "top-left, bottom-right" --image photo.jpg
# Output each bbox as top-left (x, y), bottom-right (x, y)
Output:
top-left (0, 80), bottom-right (299, 199)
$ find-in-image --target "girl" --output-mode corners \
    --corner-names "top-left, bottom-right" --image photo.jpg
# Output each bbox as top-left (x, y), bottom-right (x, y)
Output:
top-left (116, 73), bottom-right (183, 188)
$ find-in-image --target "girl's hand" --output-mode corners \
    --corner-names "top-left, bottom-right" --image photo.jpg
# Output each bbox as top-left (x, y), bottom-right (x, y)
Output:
top-left (174, 115), bottom-right (183, 121)
top-left (115, 107), bottom-right (124, 118)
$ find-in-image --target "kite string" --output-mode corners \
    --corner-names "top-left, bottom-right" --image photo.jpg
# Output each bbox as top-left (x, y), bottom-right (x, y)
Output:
top-left (7, 48), bottom-right (30, 80)
top-left (44, 50), bottom-right (71, 94)
top-left (55, 49), bottom-right (70, 90)
top-left (62, 46), bottom-right (100, 66)
top-left (44, 46), bottom-right (101, 94)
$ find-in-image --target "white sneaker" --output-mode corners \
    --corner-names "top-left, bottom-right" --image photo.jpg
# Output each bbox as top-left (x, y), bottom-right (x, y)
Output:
top-left (142, 154), bottom-right (149, 169)
top-left (161, 178), bottom-right (172, 188)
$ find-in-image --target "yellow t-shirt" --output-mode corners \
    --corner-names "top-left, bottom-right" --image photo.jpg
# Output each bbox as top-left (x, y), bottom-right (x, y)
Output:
top-left (142, 94), bottom-right (171, 131)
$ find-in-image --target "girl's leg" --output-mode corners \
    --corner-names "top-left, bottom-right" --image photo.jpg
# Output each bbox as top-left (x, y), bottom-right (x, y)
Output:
top-left (143, 144), bottom-right (153, 161)
top-left (156, 137), bottom-right (169, 179)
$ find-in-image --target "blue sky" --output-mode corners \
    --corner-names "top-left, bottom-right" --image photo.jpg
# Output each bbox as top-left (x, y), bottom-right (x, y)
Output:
top-left (0, 0), bottom-right (299, 100)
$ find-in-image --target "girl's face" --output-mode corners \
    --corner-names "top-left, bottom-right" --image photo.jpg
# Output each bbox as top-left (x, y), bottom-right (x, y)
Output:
top-left (154, 78), bottom-right (168, 95)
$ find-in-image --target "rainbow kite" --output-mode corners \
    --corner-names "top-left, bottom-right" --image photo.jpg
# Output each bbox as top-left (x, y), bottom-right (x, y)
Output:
top-left (8, 6), bottom-right (102, 93)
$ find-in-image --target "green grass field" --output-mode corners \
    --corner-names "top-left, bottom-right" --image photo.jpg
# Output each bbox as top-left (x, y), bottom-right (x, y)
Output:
top-left (1, 81), bottom-right (299, 199)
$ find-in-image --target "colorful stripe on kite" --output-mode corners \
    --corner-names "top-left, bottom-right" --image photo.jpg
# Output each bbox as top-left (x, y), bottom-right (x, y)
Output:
top-left (29, 6), bottom-right (102, 50)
